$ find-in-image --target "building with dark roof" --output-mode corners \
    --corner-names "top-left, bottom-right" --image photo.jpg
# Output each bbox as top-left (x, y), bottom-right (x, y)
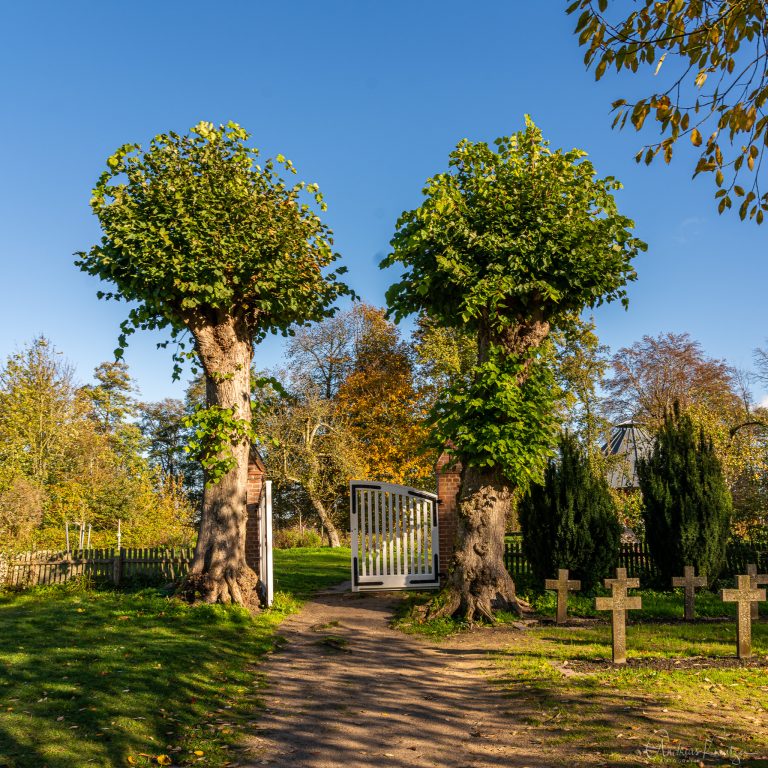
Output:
top-left (602, 422), bottom-right (653, 491)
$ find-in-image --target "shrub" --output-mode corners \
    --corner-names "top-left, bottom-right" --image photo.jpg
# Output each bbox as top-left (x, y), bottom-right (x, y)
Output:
top-left (638, 404), bottom-right (732, 586)
top-left (519, 431), bottom-right (621, 591)
top-left (273, 525), bottom-right (323, 549)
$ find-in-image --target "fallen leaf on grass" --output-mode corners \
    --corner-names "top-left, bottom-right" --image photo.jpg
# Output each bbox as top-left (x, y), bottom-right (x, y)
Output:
top-left (156, 756), bottom-right (172, 766)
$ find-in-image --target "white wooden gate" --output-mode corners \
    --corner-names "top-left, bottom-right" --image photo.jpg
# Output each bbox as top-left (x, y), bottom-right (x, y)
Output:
top-left (258, 480), bottom-right (274, 606)
top-left (350, 481), bottom-right (439, 591)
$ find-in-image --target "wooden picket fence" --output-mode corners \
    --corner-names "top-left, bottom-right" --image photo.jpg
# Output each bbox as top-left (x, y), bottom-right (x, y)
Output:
top-left (504, 534), bottom-right (768, 582)
top-left (0, 547), bottom-right (194, 588)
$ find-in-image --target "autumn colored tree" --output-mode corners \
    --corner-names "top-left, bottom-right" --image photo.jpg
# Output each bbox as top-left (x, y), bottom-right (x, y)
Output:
top-left (569, 0), bottom-right (768, 222)
top-left (77, 122), bottom-right (350, 605)
top-left (0, 338), bottom-right (194, 553)
top-left (383, 118), bottom-right (645, 620)
top-left (336, 305), bottom-right (433, 488)
top-left (605, 332), bottom-right (768, 533)
top-left (256, 379), bottom-right (362, 547)
top-left (605, 332), bottom-right (741, 427)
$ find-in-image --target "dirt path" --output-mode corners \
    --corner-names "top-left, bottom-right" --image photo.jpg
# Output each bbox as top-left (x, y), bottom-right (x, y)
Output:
top-left (241, 586), bottom-right (562, 768)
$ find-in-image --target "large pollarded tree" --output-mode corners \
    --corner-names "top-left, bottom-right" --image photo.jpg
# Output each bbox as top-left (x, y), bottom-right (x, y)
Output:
top-left (382, 117), bottom-right (646, 621)
top-left (77, 122), bottom-right (350, 606)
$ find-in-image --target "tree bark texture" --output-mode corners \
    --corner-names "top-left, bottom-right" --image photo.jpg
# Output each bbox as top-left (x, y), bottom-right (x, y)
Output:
top-left (433, 465), bottom-right (526, 622)
top-left (182, 312), bottom-right (261, 609)
top-left (309, 497), bottom-right (341, 547)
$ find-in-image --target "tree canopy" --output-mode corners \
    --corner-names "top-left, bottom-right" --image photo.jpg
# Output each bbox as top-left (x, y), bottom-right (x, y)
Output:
top-left (384, 117), bottom-right (642, 336)
top-left (383, 117), bottom-right (645, 483)
top-left (0, 338), bottom-right (194, 553)
top-left (605, 331), bottom-right (740, 426)
top-left (569, 0), bottom-right (768, 222)
top-left (76, 121), bottom-right (350, 373)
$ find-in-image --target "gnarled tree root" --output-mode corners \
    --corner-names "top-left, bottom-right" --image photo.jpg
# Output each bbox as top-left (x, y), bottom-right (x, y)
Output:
top-left (178, 565), bottom-right (261, 612)
top-left (425, 578), bottom-right (532, 624)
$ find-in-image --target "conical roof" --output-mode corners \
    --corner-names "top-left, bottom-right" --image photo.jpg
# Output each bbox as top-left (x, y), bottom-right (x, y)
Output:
top-left (601, 422), bottom-right (653, 490)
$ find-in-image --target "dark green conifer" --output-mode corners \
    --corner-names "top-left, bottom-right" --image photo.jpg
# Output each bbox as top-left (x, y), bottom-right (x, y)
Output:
top-left (519, 431), bottom-right (621, 591)
top-left (638, 403), bottom-right (732, 586)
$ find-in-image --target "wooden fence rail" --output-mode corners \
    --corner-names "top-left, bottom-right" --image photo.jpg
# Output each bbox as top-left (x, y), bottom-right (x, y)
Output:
top-left (0, 547), bottom-right (194, 588)
top-left (503, 535), bottom-right (768, 582)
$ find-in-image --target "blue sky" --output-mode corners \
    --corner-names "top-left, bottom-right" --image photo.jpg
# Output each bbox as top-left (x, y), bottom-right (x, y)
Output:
top-left (1, 1), bottom-right (766, 404)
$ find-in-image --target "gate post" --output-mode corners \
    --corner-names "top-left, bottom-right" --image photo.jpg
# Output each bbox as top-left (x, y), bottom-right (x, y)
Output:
top-left (436, 452), bottom-right (462, 581)
top-left (245, 448), bottom-right (266, 572)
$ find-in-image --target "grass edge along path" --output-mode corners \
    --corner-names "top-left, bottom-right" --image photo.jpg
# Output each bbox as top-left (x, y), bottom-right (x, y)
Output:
top-left (0, 546), bottom-right (350, 768)
top-left (394, 588), bottom-right (768, 766)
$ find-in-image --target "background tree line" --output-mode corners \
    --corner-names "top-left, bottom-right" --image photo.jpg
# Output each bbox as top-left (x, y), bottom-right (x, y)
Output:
top-left (0, 337), bottom-right (198, 554)
top-left (2, 317), bottom-right (768, 555)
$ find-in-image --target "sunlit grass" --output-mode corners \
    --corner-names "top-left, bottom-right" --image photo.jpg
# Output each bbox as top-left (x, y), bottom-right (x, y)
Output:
top-left (0, 546), bottom-right (350, 768)
top-left (495, 618), bottom-right (768, 765)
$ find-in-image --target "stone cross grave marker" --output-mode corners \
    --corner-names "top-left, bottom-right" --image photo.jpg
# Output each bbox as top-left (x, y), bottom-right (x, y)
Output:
top-left (671, 565), bottom-right (707, 620)
top-left (595, 567), bottom-right (642, 665)
top-left (746, 564), bottom-right (768, 621)
top-left (721, 574), bottom-right (766, 659)
top-left (545, 568), bottom-right (581, 624)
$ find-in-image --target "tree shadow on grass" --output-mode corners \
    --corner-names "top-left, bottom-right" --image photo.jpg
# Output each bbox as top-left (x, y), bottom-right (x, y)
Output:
top-left (0, 585), bottom-right (280, 768)
top-left (492, 624), bottom-right (768, 767)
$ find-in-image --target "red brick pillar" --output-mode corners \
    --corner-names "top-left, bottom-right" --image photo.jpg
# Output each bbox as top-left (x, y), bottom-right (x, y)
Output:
top-left (436, 452), bottom-right (462, 580)
top-left (245, 448), bottom-right (266, 571)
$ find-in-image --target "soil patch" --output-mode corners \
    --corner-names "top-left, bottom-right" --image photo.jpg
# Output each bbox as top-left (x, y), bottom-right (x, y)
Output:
top-left (563, 654), bottom-right (768, 672)
top-left (241, 586), bottom-right (566, 768)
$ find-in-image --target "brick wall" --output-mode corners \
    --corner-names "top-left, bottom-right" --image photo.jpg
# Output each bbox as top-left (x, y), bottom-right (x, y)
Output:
top-left (245, 448), bottom-right (266, 571)
top-left (435, 452), bottom-right (462, 580)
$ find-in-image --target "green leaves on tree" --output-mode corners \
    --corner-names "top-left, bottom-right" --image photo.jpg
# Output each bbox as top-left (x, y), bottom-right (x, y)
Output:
top-left (382, 117), bottom-right (644, 332)
top-left (427, 346), bottom-right (560, 488)
top-left (183, 405), bottom-right (258, 486)
top-left (76, 121), bottom-right (352, 358)
top-left (519, 431), bottom-right (622, 591)
top-left (638, 403), bottom-right (733, 586)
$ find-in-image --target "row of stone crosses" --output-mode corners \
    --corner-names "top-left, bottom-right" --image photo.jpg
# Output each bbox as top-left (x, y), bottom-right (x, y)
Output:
top-left (545, 564), bottom-right (768, 664)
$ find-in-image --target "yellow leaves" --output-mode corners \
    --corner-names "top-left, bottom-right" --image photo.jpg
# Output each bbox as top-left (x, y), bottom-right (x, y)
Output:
top-left (747, 145), bottom-right (758, 171)
top-left (127, 753), bottom-right (176, 765)
top-left (631, 103), bottom-right (649, 130)
top-left (691, 128), bottom-right (703, 147)
top-left (193, 750), bottom-right (205, 756)
top-left (694, 70), bottom-right (708, 89)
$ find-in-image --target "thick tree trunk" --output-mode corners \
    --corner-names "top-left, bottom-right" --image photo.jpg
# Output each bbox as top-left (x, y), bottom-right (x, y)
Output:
top-left (180, 313), bottom-right (261, 609)
top-left (309, 497), bottom-right (341, 547)
top-left (431, 314), bottom-right (550, 622)
top-left (432, 465), bottom-right (527, 622)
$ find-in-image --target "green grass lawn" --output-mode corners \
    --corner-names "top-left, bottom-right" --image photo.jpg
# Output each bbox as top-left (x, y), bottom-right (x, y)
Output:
top-left (0, 546), bottom-right (350, 768)
top-left (395, 586), bottom-right (768, 766)
top-left (495, 621), bottom-right (768, 766)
